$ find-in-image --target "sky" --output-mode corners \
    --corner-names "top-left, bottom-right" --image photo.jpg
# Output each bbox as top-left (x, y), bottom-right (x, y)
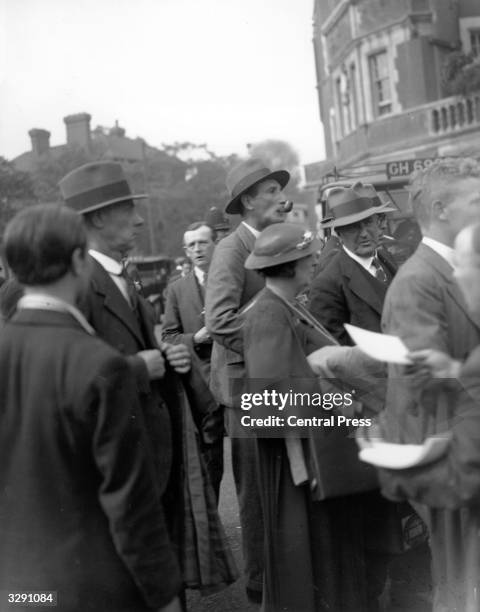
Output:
top-left (0, 0), bottom-right (325, 165)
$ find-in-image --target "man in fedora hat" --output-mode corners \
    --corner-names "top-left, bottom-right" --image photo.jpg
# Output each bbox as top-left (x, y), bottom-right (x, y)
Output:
top-left (59, 161), bottom-right (191, 607)
top-left (309, 181), bottom-right (402, 612)
top-left (204, 157), bottom-right (291, 603)
top-left (309, 181), bottom-right (397, 345)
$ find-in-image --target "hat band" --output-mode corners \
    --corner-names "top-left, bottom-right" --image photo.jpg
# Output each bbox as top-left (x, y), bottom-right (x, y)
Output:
top-left (65, 180), bottom-right (133, 210)
top-left (330, 196), bottom-right (377, 220)
top-left (231, 167), bottom-right (271, 199)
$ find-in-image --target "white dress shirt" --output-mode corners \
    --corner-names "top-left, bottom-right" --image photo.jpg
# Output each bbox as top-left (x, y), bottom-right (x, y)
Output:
top-left (421, 236), bottom-right (455, 268)
top-left (242, 221), bottom-right (260, 238)
top-left (342, 245), bottom-right (379, 278)
top-left (18, 294), bottom-right (95, 335)
top-left (89, 249), bottom-right (131, 304)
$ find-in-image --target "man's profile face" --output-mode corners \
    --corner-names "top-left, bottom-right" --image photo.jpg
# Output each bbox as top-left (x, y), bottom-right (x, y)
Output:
top-left (183, 225), bottom-right (215, 271)
top-left (454, 227), bottom-right (480, 316)
top-left (444, 177), bottom-right (480, 238)
top-left (100, 201), bottom-right (144, 258)
top-left (245, 179), bottom-right (287, 230)
top-left (337, 214), bottom-right (381, 257)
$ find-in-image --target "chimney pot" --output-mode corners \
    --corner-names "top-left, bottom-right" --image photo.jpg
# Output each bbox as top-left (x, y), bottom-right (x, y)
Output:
top-left (63, 112), bottom-right (92, 149)
top-left (28, 128), bottom-right (51, 156)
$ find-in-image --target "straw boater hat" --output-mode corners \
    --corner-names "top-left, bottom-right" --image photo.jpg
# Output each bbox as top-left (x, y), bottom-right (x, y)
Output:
top-left (59, 161), bottom-right (147, 215)
top-left (321, 181), bottom-right (396, 229)
top-left (225, 158), bottom-right (290, 215)
top-left (245, 223), bottom-right (320, 270)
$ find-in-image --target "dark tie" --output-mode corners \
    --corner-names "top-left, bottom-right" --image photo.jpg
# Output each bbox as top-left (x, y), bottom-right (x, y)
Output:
top-left (120, 263), bottom-right (142, 310)
top-left (371, 257), bottom-right (388, 283)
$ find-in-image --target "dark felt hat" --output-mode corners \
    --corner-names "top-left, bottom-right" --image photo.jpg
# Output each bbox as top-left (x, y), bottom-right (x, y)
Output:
top-left (245, 222), bottom-right (320, 270)
top-left (321, 181), bottom-right (396, 229)
top-left (59, 161), bottom-right (147, 215)
top-left (205, 206), bottom-right (230, 230)
top-left (225, 158), bottom-right (290, 215)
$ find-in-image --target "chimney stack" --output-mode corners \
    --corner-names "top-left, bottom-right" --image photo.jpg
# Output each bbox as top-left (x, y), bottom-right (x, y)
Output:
top-left (28, 128), bottom-right (50, 156)
top-left (63, 113), bottom-right (91, 149)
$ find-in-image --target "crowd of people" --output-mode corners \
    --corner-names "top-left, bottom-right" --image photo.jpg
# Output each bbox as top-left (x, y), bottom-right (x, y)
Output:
top-left (0, 155), bottom-right (480, 612)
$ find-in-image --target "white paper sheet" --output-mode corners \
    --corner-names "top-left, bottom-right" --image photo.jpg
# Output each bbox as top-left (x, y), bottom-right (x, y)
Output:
top-left (344, 323), bottom-right (412, 364)
top-left (358, 435), bottom-right (451, 470)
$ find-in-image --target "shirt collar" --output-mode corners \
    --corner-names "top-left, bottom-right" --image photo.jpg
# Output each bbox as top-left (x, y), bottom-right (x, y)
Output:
top-left (89, 249), bottom-right (123, 276)
top-left (17, 294), bottom-right (96, 335)
top-left (422, 237), bottom-right (455, 267)
top-left (342, 245), bottom-right (374, 271)
top-left (242, 221), bottom-right (260, 238)
top-left (194, 266), bottom-right (206, 285)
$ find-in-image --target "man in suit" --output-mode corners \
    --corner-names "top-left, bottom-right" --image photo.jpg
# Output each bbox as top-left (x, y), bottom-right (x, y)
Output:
top-left (59, 162), bottom-right (191, 597)
top-left (379, 158), bottom-right (480, 611)
top-left (309, 181), bottom-right (397, 345)
top-left (309, 182), bottom-right (403, 611)
top-left (163, 221), bottom-right (224, 501)
top-left (0, 204), bottom-right (181, 612)
top-left (205, 157), bottom-right (292, 603)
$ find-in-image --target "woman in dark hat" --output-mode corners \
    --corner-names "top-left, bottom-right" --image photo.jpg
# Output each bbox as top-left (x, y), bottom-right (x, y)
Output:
top-left (242, 222), bottom-right (375, 612)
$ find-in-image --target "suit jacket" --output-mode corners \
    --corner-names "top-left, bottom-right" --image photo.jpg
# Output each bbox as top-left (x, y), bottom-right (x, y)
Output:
top-left (205, 223), bottom-right (264, 407)
top-left (0, 309), bottom-right (180, 611)
top-left (381, 243), bottom-right (480, 444)
top-left (378, 346), bottom-right (480, 612)
top-left (162, 272), bottom-right (220, 440)
top-left (82, 258), bottom-right (185, 546)
top-left (309, 248), bottom-right (397, 346)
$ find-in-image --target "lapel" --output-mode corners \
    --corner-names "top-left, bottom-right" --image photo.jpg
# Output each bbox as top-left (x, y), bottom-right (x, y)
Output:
top-left (417, 243), bottom-right (480, 332)
top-left (339, 250), bottom-right (385, 315)
top-left (187, 270), bottom-right (205, 308)
top-left (235, 222), bottom-right (257, 255)
top-left (90, 258), bottom-right (146, 348)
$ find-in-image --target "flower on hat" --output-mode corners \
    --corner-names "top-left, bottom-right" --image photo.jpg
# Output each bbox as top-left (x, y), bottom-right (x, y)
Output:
top-left (296, 231), bottom-right (313, 250)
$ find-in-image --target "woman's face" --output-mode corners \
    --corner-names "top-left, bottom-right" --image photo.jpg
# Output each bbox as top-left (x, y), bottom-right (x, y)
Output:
top-left (294, 254), bottom-right (316, 293)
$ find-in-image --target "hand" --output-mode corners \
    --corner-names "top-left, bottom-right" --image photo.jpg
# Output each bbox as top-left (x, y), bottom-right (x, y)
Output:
top-left (406, 349), bottom-right (461, 380)
top-left (306, 345), bottom-right (352, 375)
top-left (157, 596), bottom-right (183, 612)
top-left (137, 349), bottom-right (165, 380)
top-left (193, 326), bottom-right (211, 344)
top-left (161, 342), bottom-right (191, 374)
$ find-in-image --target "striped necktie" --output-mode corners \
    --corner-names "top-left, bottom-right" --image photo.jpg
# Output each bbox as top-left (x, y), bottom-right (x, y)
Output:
top-left (371, 256), bottom-right (388, 283)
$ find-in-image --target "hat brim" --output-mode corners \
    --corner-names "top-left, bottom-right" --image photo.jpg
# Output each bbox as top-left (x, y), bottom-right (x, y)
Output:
top-left (321, 203), bottom-right (396, 229)
top-left (78, 193), bottom-right (148, 215)
top-left (245, 238), bottom-right (321, 270)
top-left (225, 169), bottom-right (290, 215)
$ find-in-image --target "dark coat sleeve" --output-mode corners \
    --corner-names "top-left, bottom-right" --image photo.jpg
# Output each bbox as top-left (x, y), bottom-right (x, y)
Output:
top-left (243, 297), bottom-right (320, 410)
top-left (379, 347), bottom-right (480, 509)
top-left (162, 280), bottom-right (195, 351)
top-left (309, 264), bottom-right (352, 345)
top-left (205, 239), bottom-right (247, 355)
top-left (85, 355), bottom-right (181, 608)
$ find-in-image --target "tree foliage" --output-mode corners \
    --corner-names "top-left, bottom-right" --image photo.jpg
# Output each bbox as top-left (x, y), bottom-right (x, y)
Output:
top-left (0, 157), bottom-right (37, 239)
top-left (442, 51), bottom-right (480, 97)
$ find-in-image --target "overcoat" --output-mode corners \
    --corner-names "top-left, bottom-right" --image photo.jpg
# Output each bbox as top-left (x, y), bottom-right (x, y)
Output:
top-left (379, 346), bottom-right (480, 612)
top-left (243, 288), bottom-right (368, 612)
top-left (0, 309), bottom-right (180, 611)
top-left (205, 223), bottom-right (264, 408)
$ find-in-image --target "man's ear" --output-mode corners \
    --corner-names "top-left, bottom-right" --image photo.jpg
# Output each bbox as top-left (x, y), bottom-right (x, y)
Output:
top-left (71, 247), bottom-right (87, 277)
top-left (240, 193), bottom-right (253, 211)
top-left (87, 210), bottom-right (106, 229)
top-left (432, 199), bottom-right (447, 221)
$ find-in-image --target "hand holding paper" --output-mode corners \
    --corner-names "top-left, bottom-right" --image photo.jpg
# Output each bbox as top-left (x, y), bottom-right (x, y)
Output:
top-left (344, 324), bottom-right (412, 364)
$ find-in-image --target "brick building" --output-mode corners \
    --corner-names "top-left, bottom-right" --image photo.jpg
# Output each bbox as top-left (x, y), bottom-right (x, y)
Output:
top-left (306, 0), bottom-right (480, 189)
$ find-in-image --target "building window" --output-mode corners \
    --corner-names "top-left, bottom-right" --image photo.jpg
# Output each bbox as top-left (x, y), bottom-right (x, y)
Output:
top-left (470, 30), bottom-right (480, 57)
top-left (349, 62), bottom-right (358, 129)
top-left (335, 77), bottom-right (345, 137)
top-left (369, 51), bottom-right (392, 117)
